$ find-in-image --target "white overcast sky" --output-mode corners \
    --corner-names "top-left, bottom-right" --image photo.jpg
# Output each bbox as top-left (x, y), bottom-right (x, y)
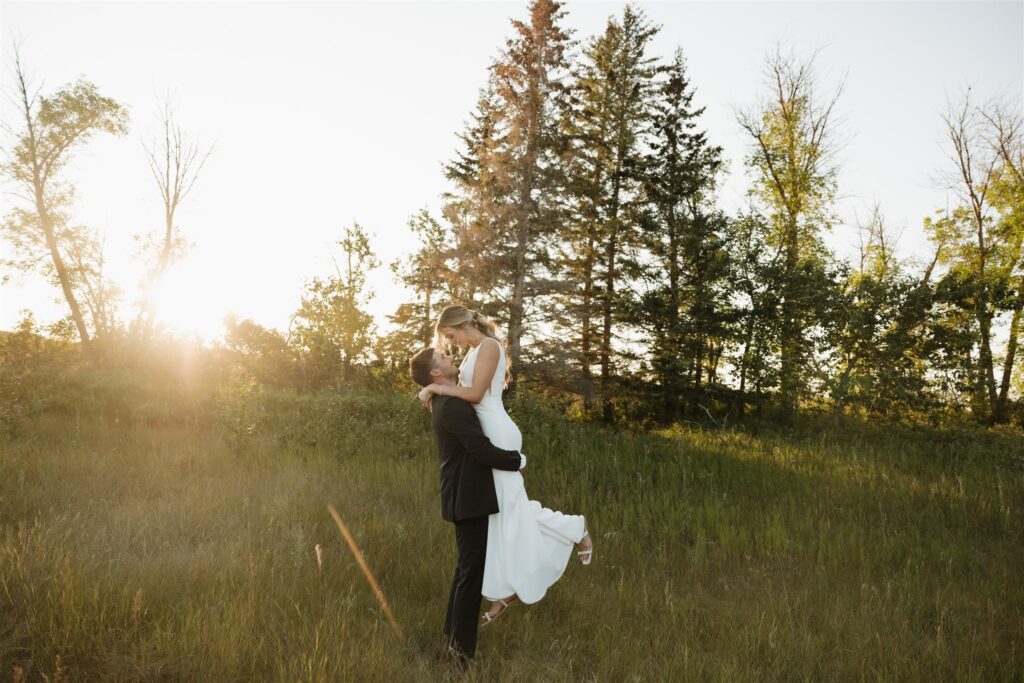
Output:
top-left (1, 1), bottom-right (1021, 340)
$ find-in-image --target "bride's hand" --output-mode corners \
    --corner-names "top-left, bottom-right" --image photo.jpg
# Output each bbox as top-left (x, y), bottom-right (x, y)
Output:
top-left (417, 384), bottom-right (439, 410)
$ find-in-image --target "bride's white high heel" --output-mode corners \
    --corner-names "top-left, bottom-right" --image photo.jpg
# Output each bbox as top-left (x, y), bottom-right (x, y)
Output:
top-left (576, 522), bottom-right (594, 565)
top-left (480, 594), bottom-right (518, 627)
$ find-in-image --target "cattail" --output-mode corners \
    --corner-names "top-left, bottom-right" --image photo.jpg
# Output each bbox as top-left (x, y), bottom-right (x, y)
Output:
top-left (314, 543), bottom-right (323, 574)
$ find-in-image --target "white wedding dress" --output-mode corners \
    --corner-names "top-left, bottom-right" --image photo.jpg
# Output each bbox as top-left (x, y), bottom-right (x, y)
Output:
top-left (459, 337), bottom-right (586, 604)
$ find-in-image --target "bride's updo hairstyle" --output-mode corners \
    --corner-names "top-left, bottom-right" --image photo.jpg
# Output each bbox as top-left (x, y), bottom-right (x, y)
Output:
top-left (435, 305), bottom-right (511, 388)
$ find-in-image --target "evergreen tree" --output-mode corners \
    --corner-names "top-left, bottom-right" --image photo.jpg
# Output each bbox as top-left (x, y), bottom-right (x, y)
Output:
top-left (443, 82), bottom-right (510, 308)
top-left (635, 48), bottom-right (727, 421)
top-left (492, 0), bottom-right (574, 385)
top-left (443, 0), bottom-right (575, 386)
top-left (559, 4), bottom-right (661, 421)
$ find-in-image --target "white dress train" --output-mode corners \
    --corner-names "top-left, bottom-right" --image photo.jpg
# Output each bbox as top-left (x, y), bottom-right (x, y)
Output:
top-left (458, 338), bottom-right (586, 604)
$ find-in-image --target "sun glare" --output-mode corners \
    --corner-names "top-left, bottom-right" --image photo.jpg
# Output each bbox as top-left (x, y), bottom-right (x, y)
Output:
top-left (149, 259), bottom-right (231, 341)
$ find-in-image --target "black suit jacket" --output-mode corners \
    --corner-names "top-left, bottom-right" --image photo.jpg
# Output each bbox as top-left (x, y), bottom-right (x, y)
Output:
top-left (431, 395), bottom-right (522, 522)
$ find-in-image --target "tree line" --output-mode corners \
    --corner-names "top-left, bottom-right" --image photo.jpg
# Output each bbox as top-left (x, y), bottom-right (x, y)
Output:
top-left (2, 2), bottom-right (1021, 427)
top-left (382, 1), bottom-right (1023, 426)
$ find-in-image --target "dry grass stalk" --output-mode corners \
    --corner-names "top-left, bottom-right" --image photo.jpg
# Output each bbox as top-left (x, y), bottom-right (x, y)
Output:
top-left (327, 503), bottom-right (403, 640)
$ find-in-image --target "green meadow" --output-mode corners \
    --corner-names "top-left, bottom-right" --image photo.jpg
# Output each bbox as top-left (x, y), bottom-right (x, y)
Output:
top-left (1, 389), bottom-right (1022, 681)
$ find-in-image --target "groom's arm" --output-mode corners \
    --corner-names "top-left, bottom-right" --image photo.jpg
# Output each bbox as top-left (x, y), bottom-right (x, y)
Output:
top-left (443, 398), bottom-right (523, 472)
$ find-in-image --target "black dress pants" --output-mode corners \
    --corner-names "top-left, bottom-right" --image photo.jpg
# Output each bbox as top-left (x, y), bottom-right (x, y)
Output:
top-left (443, 515), bottom-right (489, 664)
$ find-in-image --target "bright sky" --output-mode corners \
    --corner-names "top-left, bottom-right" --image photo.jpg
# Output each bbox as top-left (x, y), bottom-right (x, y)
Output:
top-left (1, 1), bottom-right (1021, 341)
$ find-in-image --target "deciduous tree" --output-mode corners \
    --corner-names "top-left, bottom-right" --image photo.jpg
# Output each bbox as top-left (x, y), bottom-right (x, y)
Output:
top-left (1, 47), bottom-right (128, 360)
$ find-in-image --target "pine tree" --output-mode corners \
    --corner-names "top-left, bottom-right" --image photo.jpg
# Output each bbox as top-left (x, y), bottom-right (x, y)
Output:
top-left (443, 82), bottom-right (510, 308)
top-left (635, 48), bottom-right (727, 421)
top-left (559, 5), bottom-right (661, 421)
top-left (443, 0), bottom-right (575, 387)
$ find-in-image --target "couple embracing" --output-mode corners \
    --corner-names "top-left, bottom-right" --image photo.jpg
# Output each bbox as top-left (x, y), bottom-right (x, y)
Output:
top-left (408, 305), bottom-right (593, 669)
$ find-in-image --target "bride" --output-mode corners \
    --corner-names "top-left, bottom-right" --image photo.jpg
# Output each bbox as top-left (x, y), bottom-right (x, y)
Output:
top-left (417, 305), bottom-right (593, 625)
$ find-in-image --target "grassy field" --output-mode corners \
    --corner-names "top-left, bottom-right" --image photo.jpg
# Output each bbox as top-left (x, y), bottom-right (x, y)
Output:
top-left (1, 389), bottom-right (1022, 681)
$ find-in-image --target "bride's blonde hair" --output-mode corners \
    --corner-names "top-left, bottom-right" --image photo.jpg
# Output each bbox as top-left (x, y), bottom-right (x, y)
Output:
top-left (435, 305), bottom-right (511, 388)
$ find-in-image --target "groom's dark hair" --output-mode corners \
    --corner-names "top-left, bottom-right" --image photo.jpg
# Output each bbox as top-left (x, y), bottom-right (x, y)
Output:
top-left (409, 347), bottom-right (437, 387)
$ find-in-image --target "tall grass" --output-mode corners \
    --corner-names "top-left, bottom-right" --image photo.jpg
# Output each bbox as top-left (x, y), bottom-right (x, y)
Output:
top-left (1, 388), bottom-right (1021, 680)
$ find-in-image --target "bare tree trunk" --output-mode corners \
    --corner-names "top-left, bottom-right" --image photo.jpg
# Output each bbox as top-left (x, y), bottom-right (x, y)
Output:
top-left (995, 297), bottom-right (1021, 423)
top-left (423, 285), bottom-right (433, 346)
top-left (505, 159), bottom-right (539, 394)
top-left (666, 208), bottom-right (682, 421)
top-left (138, 98), bottom-right (212, 336)
top-left (37, 203), bottom-right (94, 359)
top-left (600, 237), bottom-right (616, 424)
top-left (738, 326), bottom-right (752, 418)
top-left (580, 235), bottom-right (595, 412)
top-left (779, 231), bottom-right (800, 416)
top-left (945, 93), bottom-right (1001, 421)
top-left (600, 172), bottom-right (622, 423)
top-left (66, 234), bottom-right (113, 341)
top-left (507, 210), bottom-right (529, 390)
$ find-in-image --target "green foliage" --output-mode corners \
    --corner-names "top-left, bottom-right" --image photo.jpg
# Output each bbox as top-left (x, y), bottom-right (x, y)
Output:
top-left (0, 314), bottom-right (78, 435)
top-left (7, 78), bottom-right (129, 183)
top-left (0, 320), bottom-right (227, 437)
top-left (3, 3), bottom-right (1020, 434)
top-left (290, 222), bottom-right (379, 388)
top-left (920, 96), bottom-right (1024, 424)
top-left (212, 384), bottom-right (429, 458)
top-left (827, 270), bottom-right (936, 414)
top-left (223, 315), bottom-right (299, 389)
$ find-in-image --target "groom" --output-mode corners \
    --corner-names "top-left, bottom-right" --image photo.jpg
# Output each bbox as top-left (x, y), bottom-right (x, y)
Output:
top-left (409, 347), bottom-right (525, 668)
